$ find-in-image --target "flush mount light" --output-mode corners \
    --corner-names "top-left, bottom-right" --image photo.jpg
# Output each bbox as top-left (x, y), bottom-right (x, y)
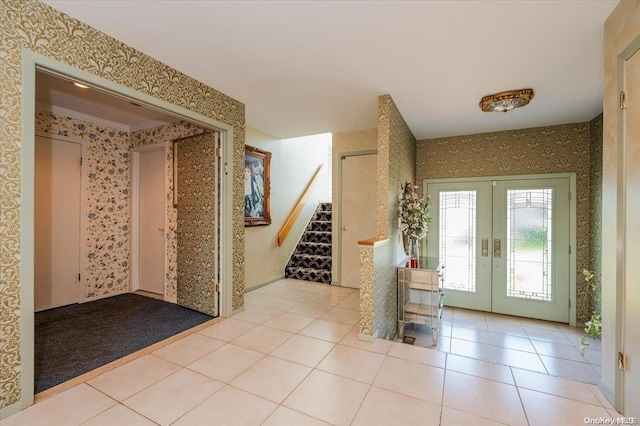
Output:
top-left (72, 82), bottom-right (90, 89)
top-left (479, 88), bottom-right (534, 113)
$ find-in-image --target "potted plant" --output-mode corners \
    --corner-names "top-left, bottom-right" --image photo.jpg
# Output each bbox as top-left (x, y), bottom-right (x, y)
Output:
top-left (398, 183), bottom-right (431, 267)
top-left (579, 269), bottom-right (602, 354)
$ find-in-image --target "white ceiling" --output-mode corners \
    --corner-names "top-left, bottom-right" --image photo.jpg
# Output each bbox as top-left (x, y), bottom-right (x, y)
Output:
top-left (43, 0), bottom-right (618, 140)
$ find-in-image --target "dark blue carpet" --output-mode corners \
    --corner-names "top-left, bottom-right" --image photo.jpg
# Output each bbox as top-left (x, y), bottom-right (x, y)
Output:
top-left (35, 293), bottom-right (213, 393)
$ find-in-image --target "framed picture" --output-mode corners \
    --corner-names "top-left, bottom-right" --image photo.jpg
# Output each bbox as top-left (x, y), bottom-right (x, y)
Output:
top-left (244, 145), bottom-right (271, 226)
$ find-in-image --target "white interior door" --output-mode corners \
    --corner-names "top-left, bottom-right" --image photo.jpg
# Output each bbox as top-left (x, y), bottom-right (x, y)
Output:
top-left (340, 153), bottom-right (377, 288)
top-left (35, 135), bottom-right (81, 311)
top-left (622, 45), bottom-right (640, 418)
top-left (134, 147), bottom-right (166, 295)
top-left (426, 177), bottom-right (571, 322)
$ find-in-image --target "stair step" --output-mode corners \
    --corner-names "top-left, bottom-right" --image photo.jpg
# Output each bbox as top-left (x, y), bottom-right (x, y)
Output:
top-left (287, 254), bottom-right (331, 269)
top-left (307, 220), bottom-right (332, 232)
top-left (284, 267), bottom-right (332, 284)
top-left (313, 211), bottom-right (332, 222)
top-left (295, 242), bottom-right (332, 256)
top-left (302, 231), bottom-right (332, 244)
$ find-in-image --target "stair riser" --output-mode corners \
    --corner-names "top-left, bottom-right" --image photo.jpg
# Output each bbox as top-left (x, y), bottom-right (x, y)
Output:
top-left (295, 243), bottom-right (331, 256)
top-left (302, 232), bottom-right (332, 244)
top-left (307, 221), bottom-right (332, 232)
top-left (287, 255), bottom-right (331, 269)
top-left (285, 268), bottom-right (332, 283)
top-left (313, 211), bottom-right (332, 222)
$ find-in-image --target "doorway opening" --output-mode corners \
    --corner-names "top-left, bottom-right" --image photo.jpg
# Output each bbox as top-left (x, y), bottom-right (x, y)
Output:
top-left (32, 68), bottom-right (227, 396)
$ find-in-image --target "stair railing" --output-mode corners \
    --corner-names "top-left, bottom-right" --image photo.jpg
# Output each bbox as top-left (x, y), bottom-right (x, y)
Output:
top-left (277, 164), bottom-right (325, 247)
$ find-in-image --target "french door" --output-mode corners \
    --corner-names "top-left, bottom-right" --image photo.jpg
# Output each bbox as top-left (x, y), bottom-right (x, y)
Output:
top-left (425, 177), bottom-right (571, 322)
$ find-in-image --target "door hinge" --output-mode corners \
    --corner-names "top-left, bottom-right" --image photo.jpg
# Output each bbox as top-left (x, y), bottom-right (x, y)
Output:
top-left (569, 245), bottom-right (572, 255)
top-left (568, 191), bottom-right (571, 201)
top-left (620, 91), bottom-right (627, 109)
top-left (214, 283), bottom-right (220, 293)
top-left (618, 352), bottom-right (626, 370)
top-left (78, 273), bottom-right (81, 281)
top-left (568, 299), bottom-right (571, 309)
top-left (80, 157), bottom-right (83, 166)
top-left (215, 148), bottom-right (221, 157)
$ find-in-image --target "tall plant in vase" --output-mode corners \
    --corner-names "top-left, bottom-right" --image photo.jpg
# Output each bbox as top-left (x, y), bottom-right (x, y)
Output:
top-left (398, 183), bottom-right (431, 267)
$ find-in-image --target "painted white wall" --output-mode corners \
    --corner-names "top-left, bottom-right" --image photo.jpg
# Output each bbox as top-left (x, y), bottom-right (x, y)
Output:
top-left (244, 127), bottom-right (330, 290)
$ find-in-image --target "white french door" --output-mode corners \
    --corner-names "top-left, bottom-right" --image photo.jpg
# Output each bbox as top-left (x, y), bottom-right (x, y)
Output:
top-left (425, 176), bottom-right (571, 323)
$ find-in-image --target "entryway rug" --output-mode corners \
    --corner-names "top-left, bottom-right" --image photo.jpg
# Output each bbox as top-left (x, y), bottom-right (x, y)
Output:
top-left (35, 293), bottom-right (213, 393)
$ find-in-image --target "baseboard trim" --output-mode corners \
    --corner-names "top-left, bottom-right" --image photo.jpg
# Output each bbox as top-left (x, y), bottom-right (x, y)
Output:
top-left (245, 276), bottom-right (284, 293)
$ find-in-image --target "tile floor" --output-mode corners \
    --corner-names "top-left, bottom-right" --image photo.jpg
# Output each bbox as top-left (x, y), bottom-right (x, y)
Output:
top-left (6, 278), bottom-right (619, 426)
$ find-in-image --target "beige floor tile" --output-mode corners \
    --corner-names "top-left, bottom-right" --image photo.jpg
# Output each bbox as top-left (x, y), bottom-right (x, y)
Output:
top-left (485, 320), bottom-right (529, 338)
top-left (589, 384), bottom-right (615, 409)
top-left (583, 348), bottom-right (601, 365)
top-left (4, 384), bottom-right (116, 426)
top-left (352, 386), bottom-right (442, 426)
top-left (319, 307), bottom-right (360, 325)
top-left (338, 327), bottom-right (393, 355)
top-left (82, 404), bottom-right (156, 426)
top-left (525, 327), bottom-right (573, 344)
top-left (531, 338), bottom-right (587, 363)
top-left (187, 343), bottom-right (264, 383)
top-left (232, 305), bottom-right (282, 324)
top-left (317, 345), bottom-right (385, 384)
top-left (283, 370), bottom-right (369, 426)
top-left (519, 388), bottom-right (610, 426)
top-left (230, 355), bottom-right (312, 403)
top-left (244, 293), bottom-right (300, 311)
top-left (539, 355), bottom-right (601, 383)
top-left (308, 293), bottom-right (347, 306)
top-left (607, 408), bottom-right (624, 418)
top-left (197, 318), bottom-right (257, 342)
top-left (270, 334), bottom-right (336, 367)
top-left (446, 353), bottom-right (515, 384)
top-left (152, 333), bottom-right (225, 366)
top-left (493, 346), bottom-right (547, 373)
top-left (254, 286), bottom-right (316, 302)
top-left (231, 325), bottom-right (293, 353)
top-left (387, 342), bottom-right (447, 368)
top-left (440, 407), bottom-right (505, 425)
top-left (262, 406), bottom-right (331, 426)
top-left (372, 356), bottom-right (444, 404)
top-left (443, 370), bottom-right (527, 425)
top-left (172, 385), bottom-right (277, 426)
top-left (519, 318), bottom-right (566, 330)
top-left (288, 301), bottom-right (333, 318)
top-left (264, 312), bottom-right (315, 333)
top-left (453, 326), bottom-right (536, 352)
top-left (512, 368), bottom-right (601, 406)
top-left (449, 338), bottom-right (495, 363)
top-left (334, 296), bottom-right (360, 311)
top-left (317, 285), bottom-right (357, 297)
top-left (299, 319), bottom-right (353, 342)
top-left (123, 369), bottom-right (223, 426)
top-left (87, 354), bottom-right (180, 401)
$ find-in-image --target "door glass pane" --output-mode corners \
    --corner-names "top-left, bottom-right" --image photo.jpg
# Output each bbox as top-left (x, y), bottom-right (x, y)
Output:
top-left (506, 189), bottom-right (553, 301)
top-left (439, 191), bottom-right (476, 292)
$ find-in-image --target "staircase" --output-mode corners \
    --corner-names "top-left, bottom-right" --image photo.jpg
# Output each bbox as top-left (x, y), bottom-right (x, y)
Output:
top-left (284, 203), bottom-right (332, 284)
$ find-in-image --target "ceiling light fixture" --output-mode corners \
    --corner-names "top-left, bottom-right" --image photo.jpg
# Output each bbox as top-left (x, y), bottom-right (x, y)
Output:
top-left (72, 82), bottom-right (90, 89)
top-left (479, 88), bottom-right (534, 113)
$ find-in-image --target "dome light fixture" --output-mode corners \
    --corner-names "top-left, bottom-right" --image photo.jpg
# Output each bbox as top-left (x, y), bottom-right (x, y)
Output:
top-left (480, 88), bottom-right (534, 113)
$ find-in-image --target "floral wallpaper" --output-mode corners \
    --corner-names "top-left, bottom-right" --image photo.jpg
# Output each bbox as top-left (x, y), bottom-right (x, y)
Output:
top-left (1, 0), bottom-right (245, 410)
top-left (359, 95), bottom-right (416, 339)
top-left (131, 122), bottom-right (208, 303)
top-left (416, 122), bottom-right (594, 322)
top-left (589, 114), bottom-right (603, 314)
top-left (176, 133), bottom-right (218, 315)
top-left (35, 110), bottom-right (131, 300)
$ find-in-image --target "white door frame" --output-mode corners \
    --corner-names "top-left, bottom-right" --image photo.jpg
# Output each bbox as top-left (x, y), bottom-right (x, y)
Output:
top-left (130, 143), bottom-right (167, 296)
top-left (16, 50), bottom-right (235, 415)
top-left (423, 172), bottom-right (577, 326)
top-left (34, 131), bottom-right (87, 307)
top-left (335, 149), bottom-right (377, 287)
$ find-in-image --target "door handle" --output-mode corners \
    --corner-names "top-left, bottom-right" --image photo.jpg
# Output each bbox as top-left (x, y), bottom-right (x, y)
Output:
top-left (341, 226), bottom-right (347, 232)
top-left (494, 239), bottom-right (501, 258)
top-left (481, 239), bottom-right (489, 257)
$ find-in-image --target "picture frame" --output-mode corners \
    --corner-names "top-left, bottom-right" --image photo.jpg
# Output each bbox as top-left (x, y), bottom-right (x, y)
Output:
top-left (244, 145), bottom-right (271, 226)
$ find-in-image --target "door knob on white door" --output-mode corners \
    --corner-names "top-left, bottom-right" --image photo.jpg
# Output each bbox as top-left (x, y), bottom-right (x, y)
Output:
top-left (341, 226), bottom-right (347, 231)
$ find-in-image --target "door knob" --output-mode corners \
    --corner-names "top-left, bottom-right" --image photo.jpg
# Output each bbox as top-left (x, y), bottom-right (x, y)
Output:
top-left (341, 226), bottom-right (347, 231)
